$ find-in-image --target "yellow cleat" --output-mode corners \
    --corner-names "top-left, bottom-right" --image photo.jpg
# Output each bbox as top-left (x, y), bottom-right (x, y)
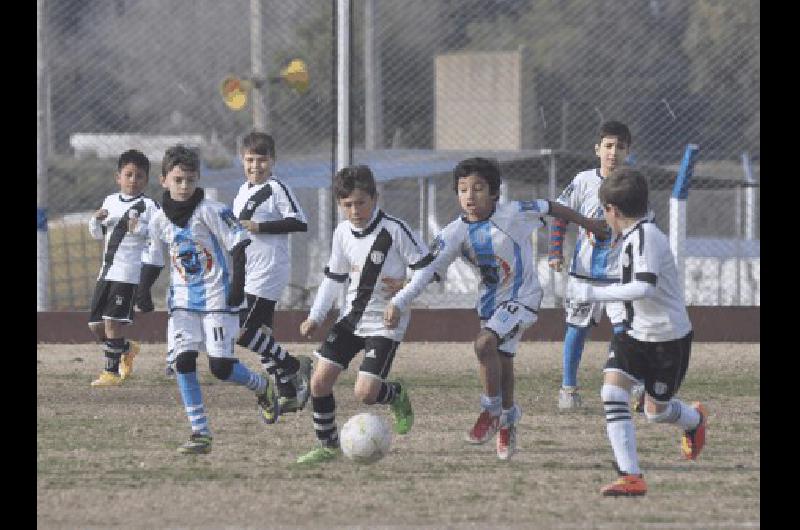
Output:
top-left (119, 340), bottom-right (140, 380)
top-left (91, 371), bottom-right (123, 387)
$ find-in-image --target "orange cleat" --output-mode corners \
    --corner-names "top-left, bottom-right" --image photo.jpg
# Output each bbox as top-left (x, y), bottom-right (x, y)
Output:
top-left (465, 410), bottom-right (500, 444)
top-left (601, 473), bottom-right (647, 497)
top-left (681, 402), bottom-right (707, 460)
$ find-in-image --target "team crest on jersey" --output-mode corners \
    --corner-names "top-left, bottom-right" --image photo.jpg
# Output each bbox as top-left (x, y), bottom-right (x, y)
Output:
top-left (115, 295), bottom-right (123, 306)
top-left (370, 250), bottom-right (385, 264)
top-left (246, 200), bottom-right (255, 211)
top-left (171, 235), bottom-right (213, 281)
top-left (653, 381), bottom-right (667, 396)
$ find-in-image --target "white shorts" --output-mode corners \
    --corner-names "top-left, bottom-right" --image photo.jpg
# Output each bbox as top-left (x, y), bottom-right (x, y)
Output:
top-left (482, 300), bottom-right (538, 357)
top-left (169, 310), bottom-right (240, 358)
top-left (564, 277), bottom-right (625, 327)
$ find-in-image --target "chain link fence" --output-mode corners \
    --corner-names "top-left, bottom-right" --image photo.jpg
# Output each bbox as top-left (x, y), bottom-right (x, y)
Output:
top-left (39, 0), bottom-right (759, 311)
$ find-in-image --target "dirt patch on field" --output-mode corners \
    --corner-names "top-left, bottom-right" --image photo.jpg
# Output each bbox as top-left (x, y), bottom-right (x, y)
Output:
top-left (38, 341), bottom-right (759, 529)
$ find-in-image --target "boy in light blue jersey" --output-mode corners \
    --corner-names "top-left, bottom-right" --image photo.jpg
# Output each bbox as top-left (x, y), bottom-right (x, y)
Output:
top-left (387, 157), bottom-right (609, 460)
top-left (146, 145), bottom-right (277, 454)
top-left (548, 121), bottom-right (642, 410)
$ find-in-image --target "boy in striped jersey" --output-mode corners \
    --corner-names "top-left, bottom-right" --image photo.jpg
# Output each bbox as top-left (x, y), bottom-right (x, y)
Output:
top-left (567, 168), bottom-right (705, 496)
top-left (232, 132), bottom-right (312, 423)
top-left (295, 165), bottom-right (429, 465)
top-left (388, 157), bottom-right (609, 460)
top-left (548, 121), bottom-right (636, 410)
top-left (87, 149), bottom-right (164, 387)
top-left (147, 145), bottom-right (277, 455)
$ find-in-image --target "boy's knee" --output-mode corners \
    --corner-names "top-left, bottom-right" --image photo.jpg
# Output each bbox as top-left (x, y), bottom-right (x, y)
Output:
top-left (354, 386), bottom-right (375, 405)
top-left (474, 331), bottom-right (498, 360)
top-left (208, 357), bottom-right (236, 380)
top-left (175, 351), bottom-right (198, 374)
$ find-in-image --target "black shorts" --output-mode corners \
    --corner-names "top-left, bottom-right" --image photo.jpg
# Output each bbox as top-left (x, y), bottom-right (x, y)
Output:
top-left (317, 320), bottom-right (399, 380)
top-left (239, 294), bottom-right (276, 330)
top-left (604, 331), bottom-right (693, 403)
top-left (88, 280), bottom-right (137, 325)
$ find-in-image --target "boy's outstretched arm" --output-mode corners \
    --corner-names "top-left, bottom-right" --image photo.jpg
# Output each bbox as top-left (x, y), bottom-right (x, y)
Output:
top-left (547, 200), bottom-right (611, 241)
top-left (300, 269), bottom-right (346, 337)
top-left (240, 218), bottom-right (308, 234)
top-left (567, 277), bottom-right (656, 303)
top-left (136, 264), bottom-right (163, 312)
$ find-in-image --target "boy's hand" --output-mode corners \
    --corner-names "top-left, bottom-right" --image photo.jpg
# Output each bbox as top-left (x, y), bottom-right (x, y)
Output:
top-left (240, 220), bottom-right (258, 233)
top-left (381, 277), bottom-right (407, 297)
top-left (584, 218), bottom-right (612, 241)
top-left (548, 256), bottom-right (563, 272)
top-left (300, 318), bottom-right (318, 338)
top-left (127, 210), bottom-right (140, 234)
top-left (94, 209), bottom-right (109, 221)
top-left (383, 303), bottom-right (401, 329)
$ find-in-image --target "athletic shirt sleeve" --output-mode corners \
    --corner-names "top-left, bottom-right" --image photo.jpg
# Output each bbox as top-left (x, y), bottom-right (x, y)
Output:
top-left (632, 225), bottom-right (659, 285)
top-left (272, 180), bottom-right (307, 223)
top-left (140, 199), bottom-right (165, 267)
top-left (203, 202), bottom-right (249, 252)
top-left (323, 224), bottom-right (350, 280)
top-left (555, 175), bottom-right (581, 211)
top-left (392, 218), bottom-right (431, 270)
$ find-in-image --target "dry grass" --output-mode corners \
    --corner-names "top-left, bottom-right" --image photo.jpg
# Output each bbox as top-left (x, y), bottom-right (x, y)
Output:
top-left (38, 341), bottom-right (759, 529)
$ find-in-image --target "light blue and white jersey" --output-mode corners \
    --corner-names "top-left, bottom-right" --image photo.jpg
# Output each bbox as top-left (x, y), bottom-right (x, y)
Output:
top-left (428, 200), bottom-right (549, 320)
top-left (149, 198), bottom-right (249, 314)
top-left (556, 169), bottom-right (621, 282)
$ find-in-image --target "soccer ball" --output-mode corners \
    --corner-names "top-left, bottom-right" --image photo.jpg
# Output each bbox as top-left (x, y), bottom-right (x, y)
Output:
top-left (340, 412), bottom-right (393, 464)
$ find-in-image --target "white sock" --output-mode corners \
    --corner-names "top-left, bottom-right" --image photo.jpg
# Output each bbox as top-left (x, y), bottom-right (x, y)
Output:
top-left (601, 384), bottom-right (640, 475)
top-left (669, 400), bottom-right (701, 430)
top-left (480, 394), bottom-right (502, 416)
top-left (500, 403), bottom-right (522, 426)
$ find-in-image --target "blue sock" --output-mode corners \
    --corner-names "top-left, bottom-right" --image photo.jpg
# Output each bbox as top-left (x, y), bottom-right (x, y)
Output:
top-left (227, 361), bottom-right (268, 395)
top-left (562, 325), bottom-right (589, 388)
top-left (176, 371), bottom-right (210, 436)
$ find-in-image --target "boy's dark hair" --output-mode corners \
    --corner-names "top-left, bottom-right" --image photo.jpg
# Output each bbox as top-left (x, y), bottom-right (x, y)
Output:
top-left (162, 145), bottom-right (200, 177)
top-left (241, 131), bottom-right (276, 158)
top-left (118, 149), bottom-right (150, 175)
top-left (598, 120), bottom-right (632, 146)
top-left (453, 157), bottom-right (502, 197)
top-left (599, 167), bottom-right (649, 218)
top-left (333, 165), bottom-right (377, 199)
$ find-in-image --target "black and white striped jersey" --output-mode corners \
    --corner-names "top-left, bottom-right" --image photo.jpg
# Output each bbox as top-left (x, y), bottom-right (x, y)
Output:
top-left (88, 193), bottom-right (164, 284)
top-left (618, 219), bottom-right (692, 342)
top-left (322, 209), bottom-right (432, 341)
top-left (232, 177), bottom-right (307, 299)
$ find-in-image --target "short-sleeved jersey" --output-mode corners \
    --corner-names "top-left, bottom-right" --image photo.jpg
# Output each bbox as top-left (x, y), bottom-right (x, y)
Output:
top-left (556, 169), bottom-right (621, 282)
top-left (429, 200), bottom-right (549, 320)
top-left (618, 219), bottom-right (692, 342)
top-left (325, 209), bottom-right (432, 341)
top-left (231, 177), bottom-right (307, 299)
top-left (88, 193), bottom-right (164, 284)
top-left (148, 198), bottom-right (249, 314)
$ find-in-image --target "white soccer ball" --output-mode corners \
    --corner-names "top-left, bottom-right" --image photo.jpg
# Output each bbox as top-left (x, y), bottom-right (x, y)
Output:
top-left (340, 412), bottom-right (393, 464)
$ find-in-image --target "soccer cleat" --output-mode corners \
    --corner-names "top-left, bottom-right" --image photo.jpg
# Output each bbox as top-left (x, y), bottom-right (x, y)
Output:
top-left (295, 445), bottom-right (339, 465)
top-left (558, 387), bottom-right (582, 410)
top-left (496, 423), bottom-right (517, 461)
top-left (601, 473), bottom-right (647, 497)
top-left (177, 433), bottom-right (213, 455)
top-left (681, 402), bottom-right (707, 460)
top-left (119, 340), bottom-right (140, 380)
top-left (256, 377), bottom-right (281, 424)
top-left (465, 410), bottom-right (500, 444)
top-left (280, 355), bottom-right (313, 413)
top-left (91, 371), bottom-right (123, 387)
top-left (389, 380), bottom-right (414, 435)
top-left (631, 384), bottom-right (646, 413)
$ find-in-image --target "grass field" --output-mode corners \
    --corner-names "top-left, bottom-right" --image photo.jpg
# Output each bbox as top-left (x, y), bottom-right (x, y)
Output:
top-left (37, 341), bottom-right (760, 529)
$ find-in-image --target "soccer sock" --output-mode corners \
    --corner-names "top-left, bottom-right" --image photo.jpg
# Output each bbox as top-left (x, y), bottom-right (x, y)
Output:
top-left (562, 325), bottom-right (588, 388)
top-left (311, 394), bottom-right (339, 448)
top-left (226, 361), bottom-right (268, 395)
top-left (176, 371), bottom-right (210, 436)
top-left (602, 384), bottom-right (640, 476)
top-left (252, 331), bottom-right (300, 397)
top-left (103, 337), bottom-right (126, 374)
top-left (480, 393), bottom-right (502, 416)
top-left (376, 381), bottom-right (400, 404)
top-left (500, 403), bottom-right (522, 426)
top-left (646, 399), bottom-right (701, 430)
